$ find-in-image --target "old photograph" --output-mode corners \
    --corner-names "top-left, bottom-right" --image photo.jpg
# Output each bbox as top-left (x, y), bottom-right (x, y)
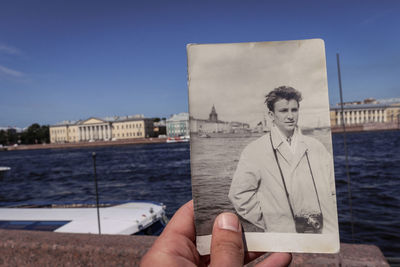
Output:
top-left (187, 39), bottom-right (339, 254)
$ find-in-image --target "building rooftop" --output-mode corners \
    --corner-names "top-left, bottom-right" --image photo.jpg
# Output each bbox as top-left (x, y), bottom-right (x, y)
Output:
top-left (52, 115), bottom-right (148, 126)
top-left (331, 97), bottom-right (400, 110)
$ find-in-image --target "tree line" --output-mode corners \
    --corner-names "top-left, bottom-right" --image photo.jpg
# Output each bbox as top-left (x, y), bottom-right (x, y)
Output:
top-left (0, 123), bottom-right (50, 146)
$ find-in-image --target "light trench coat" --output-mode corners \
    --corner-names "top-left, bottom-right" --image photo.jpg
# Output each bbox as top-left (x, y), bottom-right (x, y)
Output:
top-left (228, 129), bottom-right (338, 233)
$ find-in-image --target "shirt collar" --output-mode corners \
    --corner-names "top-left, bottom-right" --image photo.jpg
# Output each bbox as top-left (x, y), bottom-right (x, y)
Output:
top-left (270, 124), bottom-right (299, 150)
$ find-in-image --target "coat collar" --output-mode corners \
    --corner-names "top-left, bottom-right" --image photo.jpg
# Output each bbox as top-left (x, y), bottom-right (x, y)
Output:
top-left (270, 126), bottom-right (308, 168)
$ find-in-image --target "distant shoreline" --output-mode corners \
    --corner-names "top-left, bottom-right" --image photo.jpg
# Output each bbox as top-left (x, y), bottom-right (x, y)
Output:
top-left (331, 122), bottom-right (400, 134)
top-left (2, 138), bottom-right (168, 151)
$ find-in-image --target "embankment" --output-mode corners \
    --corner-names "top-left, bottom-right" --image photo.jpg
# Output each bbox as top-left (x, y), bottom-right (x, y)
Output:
top-left (5, 138), bottom-right (167, 151)
top-left (332, 122), bottom-right (400, 134)
top-left (0, 230), bottom-right (389, 266)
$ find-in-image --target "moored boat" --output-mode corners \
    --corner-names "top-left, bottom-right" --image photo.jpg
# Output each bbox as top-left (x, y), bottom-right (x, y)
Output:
top-left (166, 136), bottom-right (190, 143)
top-left (0, 201), bottom-right (168, 236)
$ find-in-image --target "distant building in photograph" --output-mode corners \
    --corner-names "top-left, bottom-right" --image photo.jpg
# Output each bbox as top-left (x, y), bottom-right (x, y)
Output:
top-left (190, 105), bottom-right (249, 134)
top-left (166, 113), bottom-right (189, 137)
top-left (330, 98), bottom-right (400, 132)
top-left (50, 115), bottom-right (154, 144)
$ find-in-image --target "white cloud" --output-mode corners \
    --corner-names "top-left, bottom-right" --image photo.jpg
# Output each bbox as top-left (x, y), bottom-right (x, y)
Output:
top-left (0, 65), bottom-right (24, 77)
top-left (0, 44), bottom-right (21, 55)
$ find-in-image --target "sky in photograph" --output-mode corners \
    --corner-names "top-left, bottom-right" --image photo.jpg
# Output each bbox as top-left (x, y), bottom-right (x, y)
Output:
top-left (188, 40), bottom-right (331, 128)
top-left (0, 0), bottom-right (399, 128)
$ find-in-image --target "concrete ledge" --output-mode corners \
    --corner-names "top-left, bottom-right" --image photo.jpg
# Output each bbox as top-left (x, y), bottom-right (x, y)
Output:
top-left (0, 230), bottom-right (389, 266)
top-left (291, 243), bottom-right (389, 266)
top-left (0, 230), bottom-right (155, 266)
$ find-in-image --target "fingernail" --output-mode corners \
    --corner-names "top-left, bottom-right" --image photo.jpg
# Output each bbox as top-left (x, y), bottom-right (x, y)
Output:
top-left (217, 213), bottom-right (241, 232)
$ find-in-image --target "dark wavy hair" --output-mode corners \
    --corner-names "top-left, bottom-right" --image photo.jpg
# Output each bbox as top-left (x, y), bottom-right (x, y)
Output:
top-left (265, 86), bottom-right (302, 112)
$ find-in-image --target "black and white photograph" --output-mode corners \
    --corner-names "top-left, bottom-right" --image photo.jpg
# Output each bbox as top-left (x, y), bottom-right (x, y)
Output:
top-left (187, 39), bottom-right (340, 254)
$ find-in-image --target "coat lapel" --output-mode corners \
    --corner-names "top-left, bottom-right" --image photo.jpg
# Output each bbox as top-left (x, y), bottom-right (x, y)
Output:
top-left (262, 133), bottom-right (284, 182)
top-left (270, 128), bottom-right (293, 165)
top-left (291, 134), bottom-right (308, 171)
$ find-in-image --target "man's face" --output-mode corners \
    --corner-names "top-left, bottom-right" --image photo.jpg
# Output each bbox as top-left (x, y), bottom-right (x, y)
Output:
top-left (269, 98), bottom-right (299, 137)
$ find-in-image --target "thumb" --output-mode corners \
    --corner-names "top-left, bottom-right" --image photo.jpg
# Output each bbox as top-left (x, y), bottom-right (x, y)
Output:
top-left (210, 213), bottom-right (244, 267)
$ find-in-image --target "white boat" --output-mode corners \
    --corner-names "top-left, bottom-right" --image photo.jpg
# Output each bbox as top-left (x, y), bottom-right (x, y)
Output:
top-left (0, 201), bottom-right (168, 236)
top-left (166, 136), bottom-right (190, 143)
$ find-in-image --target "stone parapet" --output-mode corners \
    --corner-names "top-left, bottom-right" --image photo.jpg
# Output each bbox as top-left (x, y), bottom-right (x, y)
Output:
top-left (0, 230), bottom-right (389, 266)
top-left (0, 230), bottom-right (154, 266)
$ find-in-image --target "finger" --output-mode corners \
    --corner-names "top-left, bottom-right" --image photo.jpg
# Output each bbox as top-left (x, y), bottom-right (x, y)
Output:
top-left (210, 213), bottom-right (244, 267)
top-left (255, 252), bottom-right (292, 267)
top-left (244, 252), bottom-right (266, 264)
top-left (160, 199), bottom-right (196, 242)
top-left (141, 200), bottom-right (201, 266)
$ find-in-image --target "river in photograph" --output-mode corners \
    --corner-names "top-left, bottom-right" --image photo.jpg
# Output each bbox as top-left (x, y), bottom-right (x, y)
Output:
top-left (0, 131), bottom-right (399, 257)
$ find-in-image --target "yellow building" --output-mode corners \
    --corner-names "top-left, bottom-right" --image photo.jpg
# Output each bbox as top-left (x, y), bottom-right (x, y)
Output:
top-left (330, 98), bottom-right (400, 127)
top-left (50, 116), bottom-right (154, 144)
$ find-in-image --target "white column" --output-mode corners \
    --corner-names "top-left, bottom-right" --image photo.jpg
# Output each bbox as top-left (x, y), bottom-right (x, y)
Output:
top-left (336, 112), bottom-right (340, 125)
top-left (354, 110), bottom-right (357, 124)
top-left (361, 110), bottom-right (364, 123)
top-left (349, 111), bottom-right (351, 124)
top-left (342, 112), bottom-right (345, 125)
top-left (348, 111), bottom-right (351, 124)
top-left (384, 109), bottom-right (387, 122)
top-left (347, 111), bottom-right (350, 124)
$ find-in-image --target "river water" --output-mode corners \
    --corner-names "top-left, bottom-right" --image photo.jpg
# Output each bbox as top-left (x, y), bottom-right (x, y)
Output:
top-left (0, 131), bottom-right (399, 257)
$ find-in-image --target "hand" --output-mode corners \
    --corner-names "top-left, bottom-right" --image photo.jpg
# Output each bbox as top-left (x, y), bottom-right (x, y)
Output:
top-left (140, 200), bottom-right (292, 266)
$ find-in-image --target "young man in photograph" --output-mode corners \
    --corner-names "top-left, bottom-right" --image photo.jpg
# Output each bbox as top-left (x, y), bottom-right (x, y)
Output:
top-left (229, 86), bottom-right (337, 234)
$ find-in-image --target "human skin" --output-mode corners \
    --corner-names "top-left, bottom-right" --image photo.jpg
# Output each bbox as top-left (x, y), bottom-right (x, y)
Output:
top-left (140, 200), bottom-right (292, 267)
top-left (268, 99), bottom-right (299, 138)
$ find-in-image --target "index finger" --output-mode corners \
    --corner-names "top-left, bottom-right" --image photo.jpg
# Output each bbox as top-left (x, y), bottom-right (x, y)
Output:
top-left (161, 200), bottom-right (196, 242)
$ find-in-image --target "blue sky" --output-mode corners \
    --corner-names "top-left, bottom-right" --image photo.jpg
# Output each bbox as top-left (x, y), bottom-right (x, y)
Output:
top-left (0, 0), bottom-right (399, 128)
